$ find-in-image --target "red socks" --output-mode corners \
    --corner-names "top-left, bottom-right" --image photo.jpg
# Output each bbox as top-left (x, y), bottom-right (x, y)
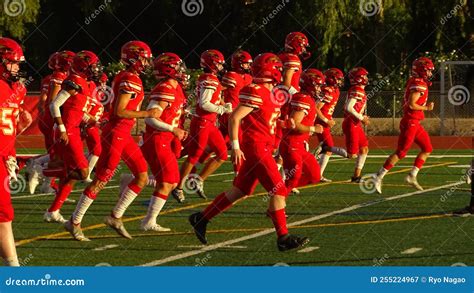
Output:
top-left (268, 208), bottom-right (288, 237)
top-left (383, 160), bottom-right (394, 171)
top-left (414, 157), bottom-right (425, 169)
top-left (202, 192), bottom-right (233, 220)
top-left (48, 183), bottom-right (73, 212)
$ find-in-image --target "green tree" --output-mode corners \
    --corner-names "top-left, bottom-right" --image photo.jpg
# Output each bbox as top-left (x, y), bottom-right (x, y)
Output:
top-left (0, 0), bottom-right (40, 39)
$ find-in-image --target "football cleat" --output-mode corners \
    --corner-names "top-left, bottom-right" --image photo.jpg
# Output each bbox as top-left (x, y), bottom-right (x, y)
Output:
top-left (351, 176), bottom-right (363, 183)
top-left (277, 234), bottom-right (310, 252)
top-left (373, 175), bottom-right (383, 194)
top-left (172, 188), bottom-right (185, 203)
top-left (64, 219), bottom-right (90, 241)
top-left (40, 180), bottom-right (56, 194)
top-left (291, 188), bottom-right (300, 195)
top-left (140, 222), bottom-right (171, 232)
top-left (405, 175), bottom-right (423, 191)
top-left (320, 177), bottom-right (332, 183)
top-left (104, 215), bottom-right (132, 239)
top-left (194, 177), bottom-right (207, 200)
top-left (43, 210), bottom-right (66, 223)
top-left (189, 212), bottom-right (208, 244)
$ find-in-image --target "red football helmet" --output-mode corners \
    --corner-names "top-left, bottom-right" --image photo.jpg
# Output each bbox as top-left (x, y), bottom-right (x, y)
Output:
top-left (251, 53), bottom-right (283, 84)
top-left (153, 52), bottom-right (186, 80)
top-left (412, 57), bottom-right (435, 81)
top-left (71, 50), bottom-right (102, 80)
top-left (324, 68), bottom-right (344, 87)
top-left (349, 67), bottom-right (369, 86)
top-left (0, 37), bottom-right (25, 81)
top-left (121, 40), bottom-right (153, 73)
top-left (231, 50), bottom-right (253, 74)
top-left (50, 50), bottom-right (75, 72)
top-left (300, 68), bottom-right (325, 97)
top-left (200, 49), bottom-right (225, 73)
top-left (285, 32), bottom-right (311, 60)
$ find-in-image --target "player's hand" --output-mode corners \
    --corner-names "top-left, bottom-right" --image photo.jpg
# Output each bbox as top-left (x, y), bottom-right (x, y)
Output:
top-left (147, 108), bottom-right (161, 118)
top-left (362, 115), bottom-right (370, 125)
top-left (17, 110), bottom-right (32, 134)
top-left (426, 102), bottom-right (434, 111)
top-left (327, 119), bottom-right (336, 128)
top-left (59, 131), bottom-right (69, 145)
top-left (223, 103), bottom-right (233, 113)
top-left (313, 124), bottom-right (324, 134)
top-left (173, 127), bottom-right (188, 141)
top-left (231, 149), bottom-right (246, 167)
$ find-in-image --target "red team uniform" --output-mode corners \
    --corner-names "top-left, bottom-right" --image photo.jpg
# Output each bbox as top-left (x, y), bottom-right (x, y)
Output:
top-left (316, 82), bottom-right (340, 148)
top-left (82, 82), bottom-right (104, 159)
top-left (142, 79), bottom-right (185, 184)
top-left (342, 84), bottom-right (369, 156)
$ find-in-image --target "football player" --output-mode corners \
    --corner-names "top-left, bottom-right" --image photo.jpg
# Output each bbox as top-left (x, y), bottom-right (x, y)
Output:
top-left (64, 41), bottom-right (158, 241)
top-left (45, 51), bottom-right (102, 223)
top-left (343, 67), bottom-right (370, 183)
top-left (171, 49), bottom-right (232, 202)
top-left (0, 37), bottom-right (31, 266)
top-left (189, 53), bottom-right (309, 251)
top-left (140, 52), bottom-right (188, 231)
top-left (280, 69), bottom-right (324, 191)
top-left (315, 68), bottom-right (348, 182)
top-left (373, 57), bottom-right (435, 193)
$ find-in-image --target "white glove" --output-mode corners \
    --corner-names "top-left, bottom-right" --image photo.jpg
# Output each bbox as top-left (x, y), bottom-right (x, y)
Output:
top-left (223, 103), bottom-right (233, 113)
top-left (5, 156), bottom-right (19, 182)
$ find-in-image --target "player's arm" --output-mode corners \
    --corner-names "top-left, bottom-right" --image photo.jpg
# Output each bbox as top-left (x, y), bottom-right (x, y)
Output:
top-left (144, 100), bottom-right (188, 140)
top-left (408, 91), bottom-right (434, 111)
top-left (315, 100), bottom-right (336, 127)
top-left (17, 108), bottom-right (32, 135)
top-left (38, 91), bottom-right (47, 115)
top-left (345, 97), bottom-right (369, 125)
top-left (228, 104), bottom-right (254, 166)
top-left (114, 92), bottom-right (159, 119)
top-left (50, 85), bottom-right (77, 145)
top-left (291, 110), bottom-right (323, 134)
top-left (199, 88), bottom-right (232, 114)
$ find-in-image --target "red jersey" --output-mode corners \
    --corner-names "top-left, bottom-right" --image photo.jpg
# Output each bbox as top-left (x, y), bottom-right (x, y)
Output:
top-left (284, 93), bottom-right (316, 143)
top-left (344, 85), bottom-right (367, 124)
top-left (61, 74), bottom-right (90, 132)
top-left (107, 70), bottom-right (144, 133)
top-left (278, 52), bottom-right (302, 91)
top-left (0, 79), bottom-right (26, 156)
top-left (47, 71), bottom-right (68, 105)
top-left (239, 84), bottom-right (281, 145)
top-left (195, 73), bottom-right (222, 122)
top-left (318, 85), bottom-right (340, 124)
top-left (40, 74), bottom-right (51, 97)
top-left (221, 71), bottom-right (253, 108)
top-left (403, 77), bottom-right (429, 121)
top-left (146, 79), bottom-right (185, 140)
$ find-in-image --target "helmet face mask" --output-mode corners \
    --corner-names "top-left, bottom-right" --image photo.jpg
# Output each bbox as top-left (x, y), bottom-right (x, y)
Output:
top-left (0, 37), bottom-right (26, 82)
top-left (300, 68), bottom-right (325, 98)
top-left (231, 50), bottom-right (253, 74)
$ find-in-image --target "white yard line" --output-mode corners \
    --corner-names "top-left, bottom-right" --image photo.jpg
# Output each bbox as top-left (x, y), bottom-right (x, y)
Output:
top-left (178, 245), bottom-right (247, 249)
top-left (297, 246), bottom-right (320, 253)
top-left (139, 182), bottom-right (459, 266)
top-left (93, 244), bottom-right (119, 251)
top-left (400, 247), bottom-right (423, 254)
top-left (448, 165), bottom-right (470, 168)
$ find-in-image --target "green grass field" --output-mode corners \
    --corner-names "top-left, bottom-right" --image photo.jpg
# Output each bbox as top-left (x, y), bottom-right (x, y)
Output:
top-left (11, 148), bottom-right (473, 266)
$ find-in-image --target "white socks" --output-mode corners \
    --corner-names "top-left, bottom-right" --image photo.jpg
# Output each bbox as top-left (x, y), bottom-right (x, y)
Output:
top-left (356, 153), bottom-right (368, 170)
top-left (377, 167), bottom-right (389, 179)
top-left (112, 187), bottom-right (139, 218)
top-left (410, 166), bottom-right (420, 177)
top-left (87, 154), bottom-right (99, 177)
top-left (319, 153), bottom-right (330, 176)
top-left (143, 195), bottom-right (166, 225)
top-left (72, 193), bottom-right (94, 224)
top-left (3, 256), bottom-right (19, 267)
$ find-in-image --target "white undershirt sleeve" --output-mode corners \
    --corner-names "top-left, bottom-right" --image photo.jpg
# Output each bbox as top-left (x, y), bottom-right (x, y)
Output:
top-left (50, 90), bottom-right (71, 118)
top-left (345, 98), bottom-right (364, 121)
top-left (144, 100), bottom-right (174, 132)
top-left (199, 88), bottom-right (225, 114)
